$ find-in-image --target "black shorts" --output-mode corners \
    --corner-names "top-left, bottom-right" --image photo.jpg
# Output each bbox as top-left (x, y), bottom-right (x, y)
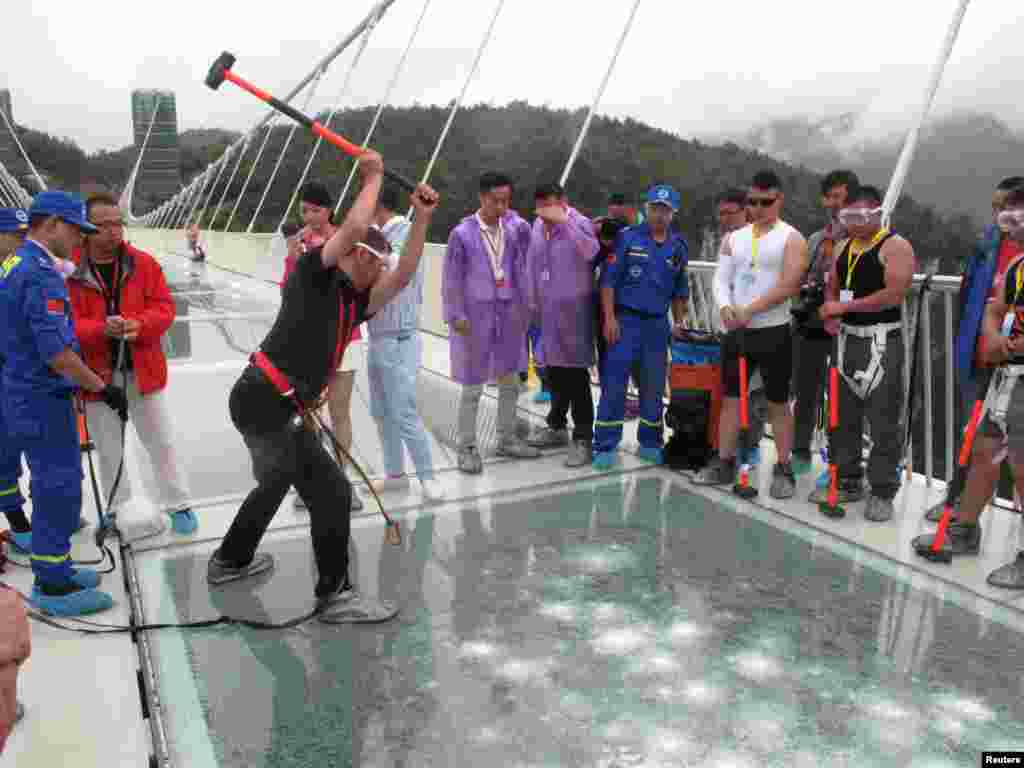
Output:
top-left (722, 324), bottom-right (794, 404)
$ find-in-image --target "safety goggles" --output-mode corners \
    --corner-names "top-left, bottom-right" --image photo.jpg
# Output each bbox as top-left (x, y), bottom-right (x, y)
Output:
top-left (837, 206), bottom-right (883, 226)
top-left (997, 208), bottom-right (1024, 230)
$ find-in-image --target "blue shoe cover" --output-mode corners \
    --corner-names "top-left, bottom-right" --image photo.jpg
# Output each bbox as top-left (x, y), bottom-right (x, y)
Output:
top-left (815, 468), bottom-right (830, 489)
top-left (11, 530), bottom-right (31, 553)
top-left (70, 568), bottom-right (101, 589)
top-left (740, 446), bottom-right (761, 466)
top-left (592, 451), bottom-right (617, 470)
top-left (638, 446), bottom-right (663, 465)
top-left (170, 508), bottom-right (199, 535)
top-left (31, 585), bottom-right (114, 617)
top-left (533, 390), bottom-right (552, 403)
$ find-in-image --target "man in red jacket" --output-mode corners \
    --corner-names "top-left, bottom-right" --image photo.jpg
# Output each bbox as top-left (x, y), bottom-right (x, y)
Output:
top-left (68, 195), bottom-right (196, 539)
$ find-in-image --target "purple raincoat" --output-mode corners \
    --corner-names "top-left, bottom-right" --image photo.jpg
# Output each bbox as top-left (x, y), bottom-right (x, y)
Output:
top-left (443, 211), bottom-right (532, 386)
top-left (526, 208), bottom-right (600, 368)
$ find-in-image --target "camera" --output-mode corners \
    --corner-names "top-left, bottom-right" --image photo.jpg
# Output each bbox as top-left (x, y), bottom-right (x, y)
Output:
top-left (790, 282), bottom-right (825, 329)
top-left (599, 217), bottom-right (627, 242)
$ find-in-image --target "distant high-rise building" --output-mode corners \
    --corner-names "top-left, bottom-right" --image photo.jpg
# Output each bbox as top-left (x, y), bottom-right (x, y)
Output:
top-left (131, 90), bottom-right (181, 212)
top-left (0, 89), bottom-right (33, 200)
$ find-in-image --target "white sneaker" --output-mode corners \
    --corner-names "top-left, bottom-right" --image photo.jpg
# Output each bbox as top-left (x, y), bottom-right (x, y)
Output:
top-left (421, 477), bottom-right (446, 501)
top-left (114, 513), bottom-right (169, 543)
top-left (371, 475), bottom-right (411, 494)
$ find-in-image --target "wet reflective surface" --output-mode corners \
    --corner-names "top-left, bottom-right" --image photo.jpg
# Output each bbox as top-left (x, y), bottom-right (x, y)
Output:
top-left (139, 475), bottom-right (1024, 767)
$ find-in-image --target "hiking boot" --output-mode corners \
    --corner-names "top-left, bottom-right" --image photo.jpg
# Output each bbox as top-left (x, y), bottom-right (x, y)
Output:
top-left (207, 551), bottom-right (276, 586)
top-left (566, 439), bottom-right (592, 468)
top-left (527, 427), bottom-right (569, 449)
top-left (912, 521), bottom-right (981, 557)
top-left (693, 456), bottom-right (735, 486)
top-left (317, 583), bottom-right (399, 624)
top-left (769, 462), bottom-right (796, 499)
top-left (808, 480), bottom-right (865, 505)
top-left (458, 445), bottom-right (483, 475)
top-left (924, 497), bottom-right (959, 523)
top-left (496, 436), bottom-right (541, 459)
top-left (864, 495), bottom-right (894, 522)
top-left (987, 552), bottom-right (1024, 590)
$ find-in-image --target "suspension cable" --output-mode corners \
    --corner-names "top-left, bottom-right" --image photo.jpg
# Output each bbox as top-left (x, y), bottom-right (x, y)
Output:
top-left (195, 151), bottom-right (232, 229)
top-left (246, 68), bottom-right (327, 233)
top-left (183, 167), bottom-right (215, 229)
top-left (404, 0), bottom-right (506, 220)
top-left (559, 0), bottom-right (641, 188)
top-left (120, 95), bottom-right (163, 224)
top-left (223, 116), bottom-right (284, 232)
top-left (278, 8), bottom-right (383, 232)
top-left (171, 178), bottom-right (201, 230)
top-left (0, 103), bottom-right (47, 192)
top-left (209, 128), bottom-right (258, 230)
top-left (333, 0), bottom-right (433, 215)
top-left (882, 0), bottom-right (971, 229)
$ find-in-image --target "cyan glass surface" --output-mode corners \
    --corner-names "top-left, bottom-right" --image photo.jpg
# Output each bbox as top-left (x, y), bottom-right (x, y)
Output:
top-left (145, 476), bottom-right (1024, 767)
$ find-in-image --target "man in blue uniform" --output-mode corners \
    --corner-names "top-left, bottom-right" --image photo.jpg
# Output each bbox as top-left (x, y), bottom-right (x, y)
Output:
top-left (0, 191), bottom-right (127, 616)
top-left (0, 208), bottom-right (31, 553)
top-left (593, 184), bottom-right (690, 468)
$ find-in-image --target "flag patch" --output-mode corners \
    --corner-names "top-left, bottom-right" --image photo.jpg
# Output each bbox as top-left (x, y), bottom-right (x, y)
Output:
top-left (46, 298), bottom-right (64, 315)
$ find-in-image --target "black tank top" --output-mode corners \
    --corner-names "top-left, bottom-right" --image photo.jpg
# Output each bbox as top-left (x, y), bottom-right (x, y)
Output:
top-left (1002, 258), bottom-right (1024, 363)
top-left (835, 231), bottom-right (901, 326)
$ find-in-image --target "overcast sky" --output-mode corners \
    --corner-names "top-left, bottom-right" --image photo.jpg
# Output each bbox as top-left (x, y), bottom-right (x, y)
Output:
top-left (4, 0), bottom-right (1021, 154)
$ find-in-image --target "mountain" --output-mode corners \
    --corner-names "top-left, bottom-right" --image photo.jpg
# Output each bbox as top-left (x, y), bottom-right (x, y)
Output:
top-left (5, 102), bottom-right (976, 273)
top-left (730, 110), bottom-right (1024, 227)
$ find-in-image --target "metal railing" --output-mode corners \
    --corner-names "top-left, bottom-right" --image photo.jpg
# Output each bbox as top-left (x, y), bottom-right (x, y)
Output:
top-left (684, 261), bottom-right (964, 493)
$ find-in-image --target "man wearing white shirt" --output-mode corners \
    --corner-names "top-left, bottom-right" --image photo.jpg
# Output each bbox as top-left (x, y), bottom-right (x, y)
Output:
top-left (694, 170), bottom-right (808, 498)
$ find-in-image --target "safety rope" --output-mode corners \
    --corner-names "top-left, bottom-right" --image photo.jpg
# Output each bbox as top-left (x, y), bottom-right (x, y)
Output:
top-left (559, 0), bottom-right (642, 188)
top-left (278, 7), bottom-right (383, 232)
top-left (333, 0), bottom-right (434, 215)
top-left (246, 68), bottom-right (328, 233)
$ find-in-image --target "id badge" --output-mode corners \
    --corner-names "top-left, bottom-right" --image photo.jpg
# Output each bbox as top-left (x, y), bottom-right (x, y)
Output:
top-left (1002, 311), bottom-right (1015, 337)
top-left (495, 277), bottom-right (506, 288)
top-left (541, 270), bottom-right (551, 283)
top-left (839, 290), bottom-right (854, 303)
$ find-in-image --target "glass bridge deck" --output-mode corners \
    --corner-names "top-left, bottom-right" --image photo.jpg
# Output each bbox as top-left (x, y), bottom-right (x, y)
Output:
top-left (6, 251), bottom-right (1024, 768)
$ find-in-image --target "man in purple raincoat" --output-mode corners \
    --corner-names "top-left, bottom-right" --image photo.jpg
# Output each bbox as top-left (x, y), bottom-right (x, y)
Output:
top-left (443, 172), bottom-right (541, 474)
top-left (525, 183), bottom-right (600, 467)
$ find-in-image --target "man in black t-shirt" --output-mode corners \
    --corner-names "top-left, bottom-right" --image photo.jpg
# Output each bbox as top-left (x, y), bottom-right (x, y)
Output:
top-left (208, 151), bottom-right (440, 624)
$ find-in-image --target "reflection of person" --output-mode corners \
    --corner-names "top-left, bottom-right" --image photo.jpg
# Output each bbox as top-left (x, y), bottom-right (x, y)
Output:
top-left (0, 585), bottom-right (30, 754)
top-left (209, 152), bottom-right (439, 624)
top-left (184, 224), bottom-right (206, 262)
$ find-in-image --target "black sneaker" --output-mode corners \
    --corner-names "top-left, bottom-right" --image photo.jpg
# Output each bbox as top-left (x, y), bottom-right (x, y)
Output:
top-left (207, 551), bottom-right (276, 586)
top-left (987, 552), bottom-right (1024, 589)
top-left (912, 521), bottom-right (981, 557)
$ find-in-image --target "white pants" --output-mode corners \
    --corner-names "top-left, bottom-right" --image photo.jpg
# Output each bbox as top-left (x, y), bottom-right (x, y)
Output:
top-left (84, 374), bottom-right (192, 517)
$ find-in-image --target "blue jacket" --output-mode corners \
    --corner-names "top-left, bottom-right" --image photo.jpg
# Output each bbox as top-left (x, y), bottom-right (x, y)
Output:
top-left (601, 224), bottom-right (689, 317)
top-left (0, 239), bottom-right (80, 397)
top-left (954, 224), bottom-right (1001, 402)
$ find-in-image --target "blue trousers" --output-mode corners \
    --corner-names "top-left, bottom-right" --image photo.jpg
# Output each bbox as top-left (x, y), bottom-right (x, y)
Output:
top-left (594, 312), bottom-right (669, 452)
top-left (0, 379), bottom-right (26, 519)
top-left (4, 391), bottom-right (82, 585)
top-left (367, 333), bottom-right (436, 479)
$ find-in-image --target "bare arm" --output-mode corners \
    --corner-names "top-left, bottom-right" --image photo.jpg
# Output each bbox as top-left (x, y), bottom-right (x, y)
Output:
top-left (321, 151), bottom-right (384, 270)
top-left (745, 230), bottom-right (808, 316)
top-left (671, 297), bottom-right (688, 326)
top-left (49, 348), bottom-right (106, 393)
top-left (366, 184), bottom-right (440, 317)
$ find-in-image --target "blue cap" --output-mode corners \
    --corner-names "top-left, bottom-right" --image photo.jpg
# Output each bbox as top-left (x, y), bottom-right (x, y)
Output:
top-left (0, 207), bottom-right (29, 234)
top-left (645, 184), bottom-right (680, 212)
top-left (28, 191), bottom-right (98, 234)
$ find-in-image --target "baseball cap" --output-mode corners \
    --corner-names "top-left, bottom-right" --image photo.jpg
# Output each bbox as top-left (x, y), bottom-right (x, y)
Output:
top-left (645, 184), bottom-right (680, 212)
top-left (28, 191), bottom-right (99, 234)
top-left (0, 207), bottom-right (29, 234)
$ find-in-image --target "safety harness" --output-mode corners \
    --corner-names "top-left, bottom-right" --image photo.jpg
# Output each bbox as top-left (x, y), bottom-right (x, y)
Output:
top-left (837, 321), bottom-right (903, 400)
top-left (979, 363), bottom-right (1024, 437)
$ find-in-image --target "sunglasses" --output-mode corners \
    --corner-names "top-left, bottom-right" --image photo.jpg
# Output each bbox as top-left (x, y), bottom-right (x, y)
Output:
top-left (747, 197), bottom-right (778, 208)
top-left (997, 209), bottom-right (1024, 229)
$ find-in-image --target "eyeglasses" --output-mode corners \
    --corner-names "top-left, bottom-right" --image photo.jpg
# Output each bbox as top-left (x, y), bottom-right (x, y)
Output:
top-left (747, 197), bottom-right (778, 208)
top-left (92, 220), bottom-right (125, 229)
top-left (837, 207), bottom-right (883, 225)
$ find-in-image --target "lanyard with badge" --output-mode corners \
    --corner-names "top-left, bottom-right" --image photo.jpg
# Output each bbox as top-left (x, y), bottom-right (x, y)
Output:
top-left (742, 225), bottom-right (763, 288)
top-left (480, 220), bottom-right (506, 288)
top-left (840, 228), bottom-right (888, 303)
top-left (89, 253), bottom-right (123, 316)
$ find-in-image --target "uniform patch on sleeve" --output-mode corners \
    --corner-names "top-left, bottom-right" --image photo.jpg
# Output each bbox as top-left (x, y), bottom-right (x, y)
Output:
top-left (46, 297), bottom-right (65, 315)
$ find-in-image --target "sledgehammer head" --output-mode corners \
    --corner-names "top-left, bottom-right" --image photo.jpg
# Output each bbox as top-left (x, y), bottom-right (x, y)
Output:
top-left (205, 51), bottom-right (237, 90)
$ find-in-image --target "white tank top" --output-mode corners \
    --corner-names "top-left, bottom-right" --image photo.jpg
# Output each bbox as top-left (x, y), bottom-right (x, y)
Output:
top-left (728, 220), bottom-right (795, 329)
